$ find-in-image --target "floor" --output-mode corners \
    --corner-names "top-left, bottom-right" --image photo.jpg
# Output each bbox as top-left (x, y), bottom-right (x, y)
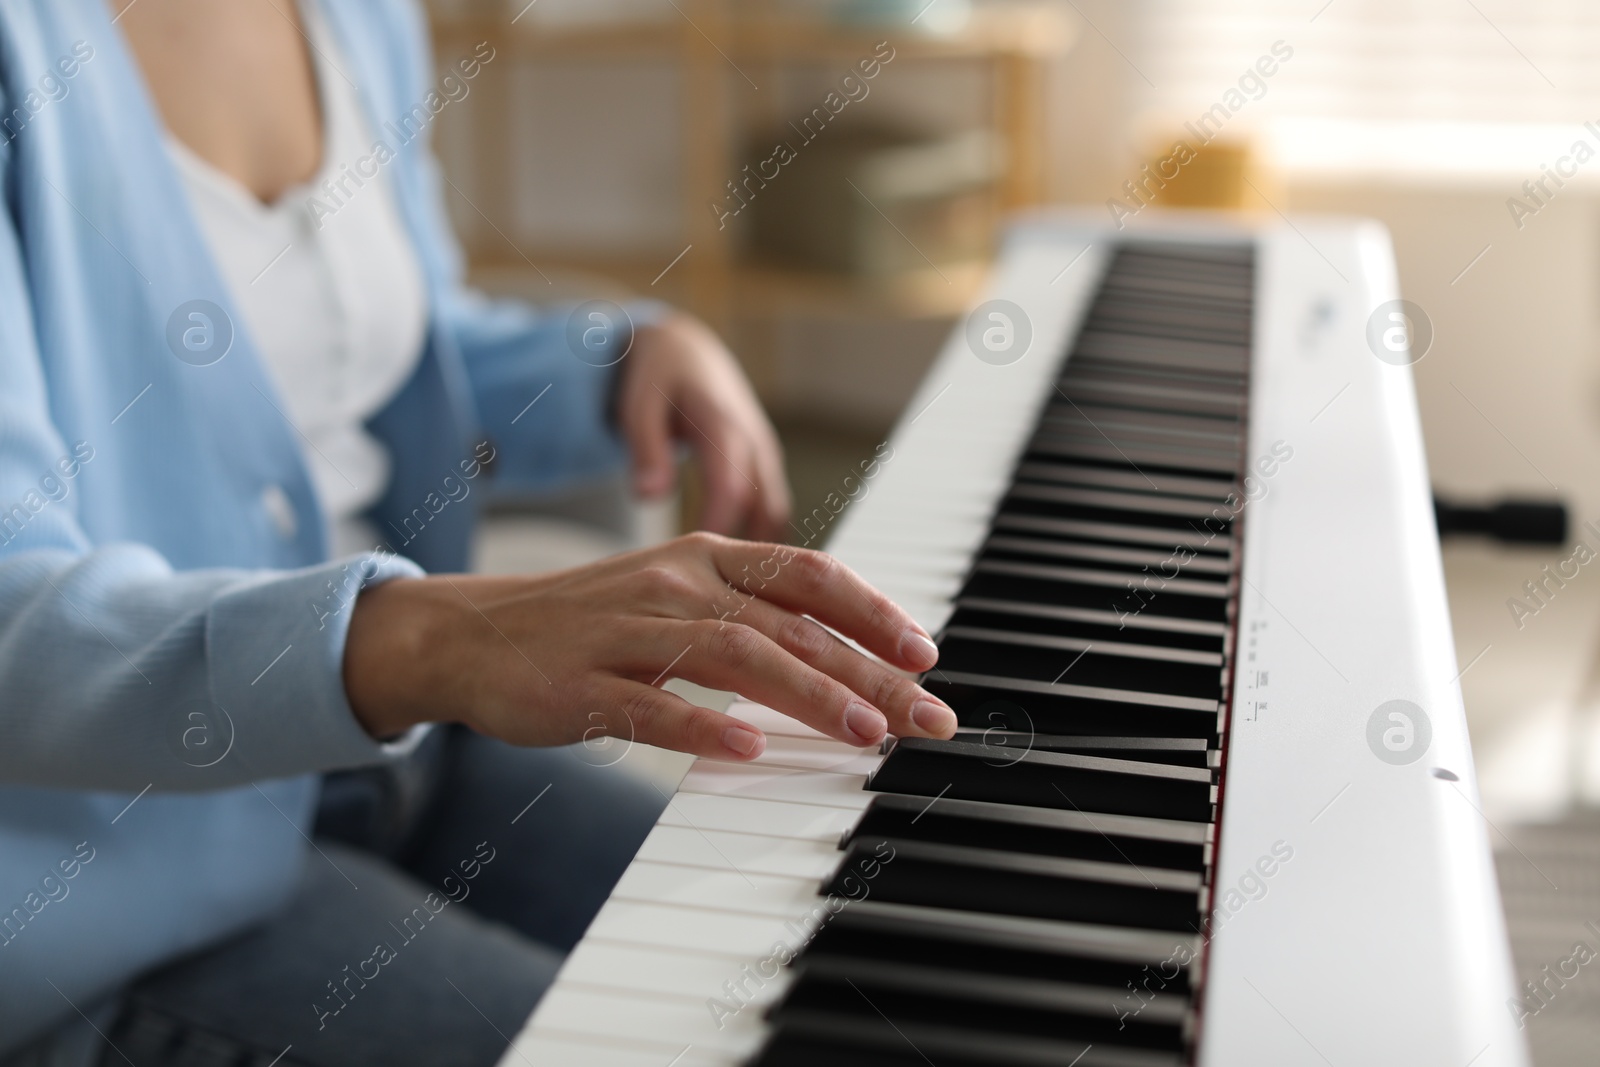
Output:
top-left (1444, 538), bottom-right (1600, 1065)
top-left (1495, 816), bottom-right (1600, 1066)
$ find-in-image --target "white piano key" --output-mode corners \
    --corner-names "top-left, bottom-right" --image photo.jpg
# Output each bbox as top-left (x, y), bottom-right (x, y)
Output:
top-left (533, 985), bottom-right (767, 1056)
top-left (888, 597), bottom-right (956, 628)
top-left (830, 558), bottom-right (969, 583)
top-left (583, 898), bottom-right (837, 959)
top-left (881, 578), bottom-right (957, 600)
top-left (723, 700), bottom-right (835, 741)
top-left (675, 763), bottom-right (872, 809)
top-left (633, 824), bottom-right (841, 880)
top-left (610, 860), bottom-right (820, 917)
top-left (749, 735), bottom-right (882, 776)
top-left (830, 565), bottom-right (965, 597)
top-left (500, 1032), bottom-right (734, 1067)
top-left (555, 940), bottom-right (794, 1006)
top-left (851, 532), bottom-right (971, 555)
top-left (834, 533), bottom-right (977, 554)
top-left (656, 792), bottom-right (860, 840)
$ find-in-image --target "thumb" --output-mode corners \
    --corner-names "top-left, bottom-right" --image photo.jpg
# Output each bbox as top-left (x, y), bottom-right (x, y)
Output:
top-left (623, 381), bottom-right (677, 498)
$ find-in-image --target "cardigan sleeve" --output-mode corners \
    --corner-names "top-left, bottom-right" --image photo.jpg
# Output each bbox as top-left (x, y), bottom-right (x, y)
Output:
top-left (438, 287), bottom-right (671, 496)
top-left (0, 137), bottom-right (430, 792)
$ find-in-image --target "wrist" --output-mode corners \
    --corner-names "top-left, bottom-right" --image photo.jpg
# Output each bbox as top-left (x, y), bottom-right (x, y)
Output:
top-left (343, 575), bottom-right (447, 741)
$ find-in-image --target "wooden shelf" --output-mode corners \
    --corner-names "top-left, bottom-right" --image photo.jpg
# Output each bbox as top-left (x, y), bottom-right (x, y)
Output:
top-left (430, 0), bottom-right (1071, 413)
top-left (467, 252), bottom-right (988, 319)
top-left (432, 4), bottom-right (1076, 61)
top-left (734, 258), bottom-right (989, 318)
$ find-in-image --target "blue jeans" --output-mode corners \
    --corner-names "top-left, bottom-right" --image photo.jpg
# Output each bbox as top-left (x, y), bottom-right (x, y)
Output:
top-left (96, 730), bottom-right (665, 1067)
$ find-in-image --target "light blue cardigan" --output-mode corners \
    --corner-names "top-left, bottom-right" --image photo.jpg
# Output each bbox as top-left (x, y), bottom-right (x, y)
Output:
top-left (0, 0), bottom-right (643, 1052)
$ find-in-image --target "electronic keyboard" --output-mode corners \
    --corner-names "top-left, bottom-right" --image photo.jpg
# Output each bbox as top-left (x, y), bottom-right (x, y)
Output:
top-left (499, 213), bottom-right (1528, 1066)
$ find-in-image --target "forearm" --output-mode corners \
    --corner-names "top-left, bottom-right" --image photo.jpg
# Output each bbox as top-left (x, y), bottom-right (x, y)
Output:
top-left (0, 544), bottom-right (425, 791)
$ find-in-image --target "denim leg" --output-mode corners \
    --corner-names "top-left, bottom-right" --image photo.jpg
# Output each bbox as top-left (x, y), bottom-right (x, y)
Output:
top-left (92, 734), bottom-right (665, 1066)
top-left (395, 735), bottom-right (669, 952)
top-left (104, 843), bottom-right (560, 1067)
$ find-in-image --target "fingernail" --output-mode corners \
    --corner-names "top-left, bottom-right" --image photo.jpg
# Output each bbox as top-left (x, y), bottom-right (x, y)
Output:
top-left (721, 725), bottom-right (764, 758)
top-left (901, 630), bottom-right (939, 669)
top-left (845, 702), bottom-right (887, 744)
top-left (911, 698), bottom-right (957, 737)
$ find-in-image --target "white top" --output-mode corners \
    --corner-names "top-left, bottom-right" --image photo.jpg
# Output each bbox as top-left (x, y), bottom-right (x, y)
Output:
top-left (168, 4), bottom-right (428, 557)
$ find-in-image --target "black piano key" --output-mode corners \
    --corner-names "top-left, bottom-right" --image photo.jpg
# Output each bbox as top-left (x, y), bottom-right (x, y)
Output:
top-left (941, 624), bottom-right (1223, 668)
top-left (950, 599), bottom-right (1227, 653)
top-left (748, 1016), bottom-right (1184, 1067)
top-left (926, 679), bottom-right (1220, 739)
top-left (865, 737), bottom-right (1215, 822)
top-left (981, 534), bottom-right (1234, 577)
top-left (1032, 413), bottom-right (1242, 457)
top-left (1083, 302), bottom-right (1250, 336)
top-left (991, 511), bottom-right (1236, 554)
top-left (1096, 272), bottom-right (1252, 299)
top-left (1019, 435), bottom-right (1242, 478)
top-left (1006, 482), bottom-right (1238, 521)
top-left (805, 900), bottom-right (1196, 993)
top-left (1063, 370), bottom-right (1247, 404)
top-left (948, 729), bottom-right (1212, 767)
top-left (1042, 389), bottom-right (1243, 420)
top-left (933, 634), bottom-right (1224, 701)
top-left (1011, 461), bottom-right (1237, 502)
top-left (1098, 271), bottom-right (1253, 304)
top-left (932, 670), bottom-right (1218, 715)
top-left (970, 559), bottom-right (1229, 602)
top-left (1117, 238), bottom-right (1252, 262)
top-left (1091, 303), bottom-right (1252, 338)
top-left (844, 792), bottom-right (1209, 869)
top-left (960, 568), bottom-right (1228, 623)
top-left (1000, 486), bottom-right (1238, 537)
top-left (769, 957), bottom-right (1188, 1050)
top-left (1073, 320), bottom-right (1250, 353)
top-left (1097, 267), bottom-right (1250, 301)
top-left (1052, 375), bottom-right (1245, 420)
top-left (1087, 304), bottom-right (1251, 347)
top-left (822, 836), bottom-right (1202, 930)
top-left (1033, 394), bottom-right (1240, 430)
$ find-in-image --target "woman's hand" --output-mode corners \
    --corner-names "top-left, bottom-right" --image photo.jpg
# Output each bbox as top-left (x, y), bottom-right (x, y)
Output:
top-left (616, 313), bottom-right (791, 540)
top-left (343, 533), bottom-right (957, 760)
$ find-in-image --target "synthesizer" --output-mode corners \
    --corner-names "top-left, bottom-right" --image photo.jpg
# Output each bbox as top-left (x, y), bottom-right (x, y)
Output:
top-left (500, 213), bottom-right (1527, 1066)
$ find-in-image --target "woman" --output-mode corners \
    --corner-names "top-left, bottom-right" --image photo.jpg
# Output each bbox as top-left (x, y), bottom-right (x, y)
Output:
top-left (0, 1), bottom-right (957, 1064)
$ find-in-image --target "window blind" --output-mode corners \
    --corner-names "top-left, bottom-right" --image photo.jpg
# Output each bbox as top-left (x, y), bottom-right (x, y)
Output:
top-left (1133, 0), bottom-right (1600, 128)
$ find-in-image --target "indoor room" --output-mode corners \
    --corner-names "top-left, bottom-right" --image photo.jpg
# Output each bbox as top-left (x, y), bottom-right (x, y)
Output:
top-left (0, 1), bottom-right (1593, 1065)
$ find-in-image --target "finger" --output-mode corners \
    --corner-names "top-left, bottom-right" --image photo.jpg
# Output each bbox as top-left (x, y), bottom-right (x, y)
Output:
top-left (621, 379), bottom-right (677, 498)
top-left (697, 536), bottom-right (939, 674)
top-left (694, 430), bottom-right (756, 536)
top-left (732, 596), bottom-right (956, 739)
top-left (674, 618), bottom-right (890, 746)
top-left (749, 430), bottom-right (792, 542)
top-left (595, 679), bottom-right (767, 761)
